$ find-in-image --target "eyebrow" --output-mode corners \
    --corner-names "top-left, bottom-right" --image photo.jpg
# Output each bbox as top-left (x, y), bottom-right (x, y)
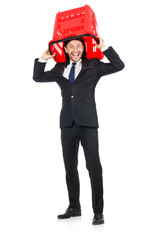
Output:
top-left (68, 43), bottom-right (82, 47)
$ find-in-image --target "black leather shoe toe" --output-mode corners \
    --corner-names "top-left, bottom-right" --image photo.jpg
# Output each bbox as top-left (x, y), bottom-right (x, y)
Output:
top-left (57, 208), bottom-right (81, 219)
top-left (92, 213), bottom-right (104, 225)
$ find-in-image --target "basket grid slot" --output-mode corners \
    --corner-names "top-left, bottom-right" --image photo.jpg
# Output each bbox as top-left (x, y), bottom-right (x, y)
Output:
top-left (56, 25), bottom-right (85, 37)
top-left (57, 12), bottom-right (86, 22)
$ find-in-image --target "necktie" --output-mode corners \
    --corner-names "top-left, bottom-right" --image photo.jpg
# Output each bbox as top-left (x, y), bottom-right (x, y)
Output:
top-left (69, 62), bottom-right (77, 83)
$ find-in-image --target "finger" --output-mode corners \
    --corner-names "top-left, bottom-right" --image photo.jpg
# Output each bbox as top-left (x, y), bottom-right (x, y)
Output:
top-left (46, 49), bottom-right (50, 53)
top-left (98, 36), bottom-right (104, 42)
top-left (52, 52), bottom-right (56, 58)
top-left (97, 36), bottom-right (101, 43)
top-left (49, 52), bottom-right (55, 58)
top-left (97, 36), bottom-right (102, 41)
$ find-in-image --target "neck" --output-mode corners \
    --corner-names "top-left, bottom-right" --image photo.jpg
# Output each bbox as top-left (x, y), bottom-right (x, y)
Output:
top-left (70, 59), bottom-right (82, 64)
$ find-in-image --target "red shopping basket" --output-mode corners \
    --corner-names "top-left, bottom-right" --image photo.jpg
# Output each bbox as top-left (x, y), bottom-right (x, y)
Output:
top-left (48, 5), bottom-right (104, 62)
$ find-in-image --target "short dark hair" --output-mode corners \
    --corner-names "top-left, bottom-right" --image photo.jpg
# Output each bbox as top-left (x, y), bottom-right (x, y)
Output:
top-left (63, 37), bottom-right (86, 63)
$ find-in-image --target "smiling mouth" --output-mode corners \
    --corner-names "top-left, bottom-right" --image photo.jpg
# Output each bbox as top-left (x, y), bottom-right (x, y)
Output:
top-left (72, 53), bottom-right (80, 57)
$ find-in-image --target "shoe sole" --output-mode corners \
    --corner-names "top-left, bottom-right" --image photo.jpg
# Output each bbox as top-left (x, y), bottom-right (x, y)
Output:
top-left (71, 213), bottom-right (81, 217)
top-left (57, 213), bottom-right (81, 219)
top-left (92, 220), bottom-right (104, 225)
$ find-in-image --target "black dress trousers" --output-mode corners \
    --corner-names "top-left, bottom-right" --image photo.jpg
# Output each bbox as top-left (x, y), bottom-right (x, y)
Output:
top-left (61, 121), bottom-right (103, 214)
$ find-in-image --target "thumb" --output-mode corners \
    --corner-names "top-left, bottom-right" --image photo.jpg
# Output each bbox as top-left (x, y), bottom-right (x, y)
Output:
top-left (52, 52), bottom-right (56, 58)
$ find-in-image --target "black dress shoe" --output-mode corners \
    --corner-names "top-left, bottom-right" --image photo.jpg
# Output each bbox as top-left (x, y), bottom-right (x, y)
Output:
top-left (57, 208), bottom-right (81, 219)
top-left (92, 213), bottom-right (104, 225)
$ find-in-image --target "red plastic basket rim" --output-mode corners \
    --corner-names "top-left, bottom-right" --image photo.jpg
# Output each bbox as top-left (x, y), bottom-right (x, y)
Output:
top-left (49, 34), bottom-right (99, 51)
top-left (56, 4), bottom-right (90, 15)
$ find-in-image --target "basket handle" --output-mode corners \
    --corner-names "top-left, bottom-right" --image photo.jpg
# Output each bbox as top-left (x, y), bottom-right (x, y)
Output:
top-left (49, 34), bottom-right (100, 54)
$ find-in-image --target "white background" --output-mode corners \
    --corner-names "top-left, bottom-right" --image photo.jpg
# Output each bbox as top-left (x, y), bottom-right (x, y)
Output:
top-left (0, 0), bottom-right (159, 239)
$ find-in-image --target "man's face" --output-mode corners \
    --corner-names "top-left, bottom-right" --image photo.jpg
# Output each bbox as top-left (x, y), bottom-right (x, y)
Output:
top-left (64, 40), bottom-right (84, 62)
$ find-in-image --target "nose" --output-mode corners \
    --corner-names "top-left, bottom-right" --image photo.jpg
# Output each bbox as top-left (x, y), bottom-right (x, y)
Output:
top-left (73, 46), bottom-right (79, 52)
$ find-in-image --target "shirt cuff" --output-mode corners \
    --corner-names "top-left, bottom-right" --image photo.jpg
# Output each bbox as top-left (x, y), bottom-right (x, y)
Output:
top-left (38, 58), bottom-right (47, 63)
top-left (101, 46), bottom-right (108, 52)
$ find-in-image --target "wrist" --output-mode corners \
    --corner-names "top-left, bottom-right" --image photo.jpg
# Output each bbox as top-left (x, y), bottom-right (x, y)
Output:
top-left (101, 46), bottom-right (108, 52)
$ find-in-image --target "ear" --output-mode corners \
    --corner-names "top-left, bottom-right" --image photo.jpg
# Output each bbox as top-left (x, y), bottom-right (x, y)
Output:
top-left (64, 47), bottom-right (68, 53)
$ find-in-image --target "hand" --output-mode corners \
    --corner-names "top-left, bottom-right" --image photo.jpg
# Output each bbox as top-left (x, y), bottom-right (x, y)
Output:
top-left (96, 36), bottom-right (105, 50)
top-left (41, 49), bottom-right (55, 61)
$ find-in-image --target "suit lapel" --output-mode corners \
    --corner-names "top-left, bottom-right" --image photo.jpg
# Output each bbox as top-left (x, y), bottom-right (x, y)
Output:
top-left (75, 59), bottom-right (89, 82)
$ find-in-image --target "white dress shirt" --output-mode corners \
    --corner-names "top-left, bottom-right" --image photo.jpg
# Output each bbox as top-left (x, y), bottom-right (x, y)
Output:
top-left (38, 46), bottom-right (108, 80)
top-left (63, 59), bottom-right (82, 80)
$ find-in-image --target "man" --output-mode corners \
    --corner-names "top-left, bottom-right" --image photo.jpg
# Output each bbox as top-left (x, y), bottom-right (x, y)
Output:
top-left (33, 36), bottom-right (125, 225)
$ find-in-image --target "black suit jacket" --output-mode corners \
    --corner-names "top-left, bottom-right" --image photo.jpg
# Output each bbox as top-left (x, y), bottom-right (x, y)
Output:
top-left (33, 47), bottom-right (125, 128)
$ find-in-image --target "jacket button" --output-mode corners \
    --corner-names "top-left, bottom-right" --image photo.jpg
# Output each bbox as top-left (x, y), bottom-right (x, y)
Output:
top-left (71, 96), bottom-right (74, 98)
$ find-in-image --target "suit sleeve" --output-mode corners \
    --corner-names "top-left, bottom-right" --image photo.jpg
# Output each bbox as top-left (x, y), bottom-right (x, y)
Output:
top-left (96, 46), bottom-right (125, 77)
top-left (33, 58), bottom-right (57, 82)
